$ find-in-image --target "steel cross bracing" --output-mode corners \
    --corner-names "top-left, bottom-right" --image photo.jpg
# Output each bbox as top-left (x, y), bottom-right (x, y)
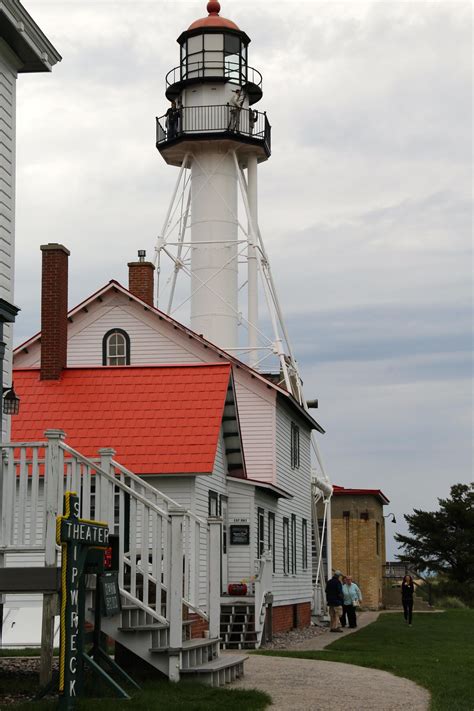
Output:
top-left (152, 149), bottom-right (333, 598)
top-left (153, 149), bottom-right (302, 395)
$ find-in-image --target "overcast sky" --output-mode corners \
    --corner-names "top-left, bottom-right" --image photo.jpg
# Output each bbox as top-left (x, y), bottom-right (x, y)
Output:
top-left (13, 0), bottom-right (472, 557)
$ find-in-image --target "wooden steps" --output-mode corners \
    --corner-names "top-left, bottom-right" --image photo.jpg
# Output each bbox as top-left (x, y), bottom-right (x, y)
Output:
top-left (180, 653), bottom-right (247, 686)
top-left (87, 597), bottom-right (246, 686)
top-left (220, 603), bottom-right (257, 649)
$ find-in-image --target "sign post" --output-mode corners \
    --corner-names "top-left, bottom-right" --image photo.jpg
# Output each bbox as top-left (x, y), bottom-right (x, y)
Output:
top-left (56, 491), bottom-right (138, 709)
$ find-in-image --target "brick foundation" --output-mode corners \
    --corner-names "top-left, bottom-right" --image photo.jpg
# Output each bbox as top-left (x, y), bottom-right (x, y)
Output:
top-left (271, 602), bottom-right (311, 634)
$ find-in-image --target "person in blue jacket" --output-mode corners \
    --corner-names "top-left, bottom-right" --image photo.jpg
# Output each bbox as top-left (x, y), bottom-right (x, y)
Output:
top-left (341, 576), bottom-right (363, 628)
top-left (325, 570), bottom-right (344, 632)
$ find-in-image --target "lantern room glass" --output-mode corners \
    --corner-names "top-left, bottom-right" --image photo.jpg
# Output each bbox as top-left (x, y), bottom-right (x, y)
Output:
top-left (180, 32), bottom-right (247, 84)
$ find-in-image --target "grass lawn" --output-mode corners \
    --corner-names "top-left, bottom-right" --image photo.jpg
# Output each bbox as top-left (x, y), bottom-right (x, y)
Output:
top-left (257, 610), bottom-right (474, 711)
top-left (1, 678), bottom-right (271, 711)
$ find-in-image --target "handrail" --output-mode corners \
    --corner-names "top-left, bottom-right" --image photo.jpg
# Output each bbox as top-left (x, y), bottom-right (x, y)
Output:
top-left (166, 60), bottom-right (262, 90)
top-left (110, 458), bottom-right (207, 527)
top-left (156, 103), bottom-right (271, 155)
top-left (59, 443), bottom-right (171, 519)
top-left (254, 551), bottom-right (273, 648)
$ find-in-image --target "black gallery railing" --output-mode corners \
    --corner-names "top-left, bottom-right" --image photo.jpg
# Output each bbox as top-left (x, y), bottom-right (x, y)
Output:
top-left (166, 61), bottom-right (263, 92)
top-left (156, 104), bottom-right (271, 155)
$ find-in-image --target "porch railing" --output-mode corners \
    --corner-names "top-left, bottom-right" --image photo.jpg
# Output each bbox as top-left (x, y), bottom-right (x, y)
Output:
top-left (156, 104), bottom-right (271, 156)
top-left (254, 551), bottom-right (273, 648)
top-left (1, 430), bottom-right (216, 630)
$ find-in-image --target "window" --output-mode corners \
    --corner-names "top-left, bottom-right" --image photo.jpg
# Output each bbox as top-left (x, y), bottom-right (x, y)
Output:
top-left (268, 512), bottom-right (275, 573)
top-left (257, 508), bottom-right (265, 558)
top-left (302, 518), bottom-right (308, 570)
top-left (283, 517), bottom-right (289, 575)
top-left (376, 521), bottom-right (380, 556)
top-left (291, 422), bottom-right (300, 469)
top-left (291, 514), bottom-right (297, 574)
top-left (103, 329), bottom-right (130, 366)
top-left (208, 490), bottom-right (219, 517)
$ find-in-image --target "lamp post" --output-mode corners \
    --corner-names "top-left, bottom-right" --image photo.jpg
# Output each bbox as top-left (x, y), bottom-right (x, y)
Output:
top-left (0, 297), bottom-right (20, 648)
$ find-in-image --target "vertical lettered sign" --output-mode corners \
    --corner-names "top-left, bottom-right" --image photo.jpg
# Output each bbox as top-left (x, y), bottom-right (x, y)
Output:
top-left (56, 492), bottom-right (109, 709)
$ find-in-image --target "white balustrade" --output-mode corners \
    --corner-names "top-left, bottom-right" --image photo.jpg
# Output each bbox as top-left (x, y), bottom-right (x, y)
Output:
top-left (0, 432), bottom-right (213, 630)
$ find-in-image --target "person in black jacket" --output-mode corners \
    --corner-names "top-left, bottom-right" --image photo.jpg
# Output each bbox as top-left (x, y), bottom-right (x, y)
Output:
top-left (326, 570), bottom-right (344, 632)
top-left (401, 574), bottom-right (415, 625)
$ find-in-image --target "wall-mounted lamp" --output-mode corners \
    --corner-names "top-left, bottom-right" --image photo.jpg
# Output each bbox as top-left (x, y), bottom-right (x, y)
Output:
top-left (384, 512), bottom-right (396, 524)
top-left (3, 385), bottom-right (20, 415)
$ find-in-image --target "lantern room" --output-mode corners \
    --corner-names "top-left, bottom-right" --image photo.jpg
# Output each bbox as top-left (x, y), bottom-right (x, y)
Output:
top-left (166, 1), bottom-right (263, 105)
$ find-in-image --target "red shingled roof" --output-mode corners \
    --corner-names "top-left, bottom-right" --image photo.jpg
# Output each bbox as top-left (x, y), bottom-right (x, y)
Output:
top-left (12, 364), bottom-right (232, 475)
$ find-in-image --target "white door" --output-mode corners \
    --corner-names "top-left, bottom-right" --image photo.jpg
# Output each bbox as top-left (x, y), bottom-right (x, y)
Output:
top-left (220, 496), bottom-right (229, 593)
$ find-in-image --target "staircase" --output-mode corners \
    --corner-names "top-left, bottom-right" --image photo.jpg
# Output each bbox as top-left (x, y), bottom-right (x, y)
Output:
top-left (220, 603), bottom-right (257, 649)
top-left (0, 430), bottom-right (247, 686)
top-left (93, 601), bottom-right (247, 686)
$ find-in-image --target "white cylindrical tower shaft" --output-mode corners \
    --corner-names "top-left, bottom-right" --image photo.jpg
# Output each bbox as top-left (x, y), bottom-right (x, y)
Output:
top-left (190, 148), bottom-right (239, 349)
top-left (157, 0), bottom-right (270, 354)
top-left (247, 155), bottom-right (259, 367)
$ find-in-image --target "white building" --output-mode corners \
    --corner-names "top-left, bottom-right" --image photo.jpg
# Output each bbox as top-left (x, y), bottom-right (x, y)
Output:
top-left (14, 246), bottom-right (325, 643)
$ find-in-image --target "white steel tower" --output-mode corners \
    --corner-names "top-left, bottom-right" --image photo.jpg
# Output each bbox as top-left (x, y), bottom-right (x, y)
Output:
top-left (155, 0), bottom-right (269, 360)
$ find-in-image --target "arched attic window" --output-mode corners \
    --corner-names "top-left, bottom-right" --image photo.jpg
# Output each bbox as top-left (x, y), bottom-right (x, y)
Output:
top-left (102, 329), bottom-right (131, 366)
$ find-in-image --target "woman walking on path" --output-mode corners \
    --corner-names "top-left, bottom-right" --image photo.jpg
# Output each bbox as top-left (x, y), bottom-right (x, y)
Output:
top-left (401, 574), bottom-right (415, 625)
top-left (341, 576), bottom-right (363, 628)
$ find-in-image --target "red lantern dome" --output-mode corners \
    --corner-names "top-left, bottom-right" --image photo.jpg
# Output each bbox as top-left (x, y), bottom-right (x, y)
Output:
top-left (188, 1), bottom-right (240, 32)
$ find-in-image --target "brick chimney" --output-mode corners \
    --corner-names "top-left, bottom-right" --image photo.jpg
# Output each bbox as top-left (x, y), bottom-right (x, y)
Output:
top-left (128, 250), bottom-right (155, 307)
top-left (40, 243), bottom-right (70, 380)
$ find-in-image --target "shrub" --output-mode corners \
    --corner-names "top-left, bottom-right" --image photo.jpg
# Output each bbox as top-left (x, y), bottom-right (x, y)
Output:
top-left (436, 596), bottom-right (467, 609)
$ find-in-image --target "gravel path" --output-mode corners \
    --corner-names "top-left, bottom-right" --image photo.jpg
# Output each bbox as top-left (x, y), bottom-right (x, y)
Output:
top-left (229, 612), bottom-right (431, 711)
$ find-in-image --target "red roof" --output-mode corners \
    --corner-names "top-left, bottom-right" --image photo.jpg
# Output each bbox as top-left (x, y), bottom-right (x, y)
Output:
top-left (12, 364), bottom-right (232, 475)
top-left (333, 485), bottom-right (389, 505)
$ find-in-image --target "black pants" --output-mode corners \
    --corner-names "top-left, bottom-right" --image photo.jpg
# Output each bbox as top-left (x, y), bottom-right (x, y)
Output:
top-left (340, 604), bottom-right (357, 628)
top-left (402, 598), bottom-right (413, 624)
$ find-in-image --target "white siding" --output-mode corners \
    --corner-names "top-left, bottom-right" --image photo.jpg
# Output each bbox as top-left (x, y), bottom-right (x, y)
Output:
top-left (0, 47), bottom-right (17, 441)
top-left (194, 432), bottom-right (228, 608)
top-left (227, 479), bottom-right (254, 585)
top-left (140, 476), bottom-right (193, 511)
top-left (233, 374), bottom-right (276, 484)
top-left (267, 403), bottom-right (313, 605)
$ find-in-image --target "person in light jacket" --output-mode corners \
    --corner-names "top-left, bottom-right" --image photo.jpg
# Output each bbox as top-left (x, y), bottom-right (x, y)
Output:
top-left (341, 576), bottom-right (362, 628)
top-left (228, 89), bottom-right (244, 132)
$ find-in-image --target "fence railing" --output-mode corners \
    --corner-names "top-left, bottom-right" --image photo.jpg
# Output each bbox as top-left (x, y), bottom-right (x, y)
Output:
top-left (166, 61), bottom-right (263, 93)
top-left (156, 104), bottom-right (271, 155)
top-left (1, 430), bottom-right (216, 629)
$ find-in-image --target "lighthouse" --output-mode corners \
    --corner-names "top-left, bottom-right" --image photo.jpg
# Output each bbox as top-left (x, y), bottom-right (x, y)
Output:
top-left (156, 0), bottom-right (270, 360)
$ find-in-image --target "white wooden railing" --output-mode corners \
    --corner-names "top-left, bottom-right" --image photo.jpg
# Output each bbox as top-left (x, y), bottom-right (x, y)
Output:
top-left (254, 551), bottom-right (273, 648)
top-left (0, 430), bottom-right (217, 633)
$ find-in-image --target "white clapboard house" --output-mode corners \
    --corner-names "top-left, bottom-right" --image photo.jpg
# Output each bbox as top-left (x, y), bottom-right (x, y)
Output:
top-left (4, 244), bottom-right (325, 684)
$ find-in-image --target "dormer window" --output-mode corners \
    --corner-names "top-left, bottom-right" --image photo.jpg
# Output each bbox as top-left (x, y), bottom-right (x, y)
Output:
top-left (102, 329), bottom-right (130, 366)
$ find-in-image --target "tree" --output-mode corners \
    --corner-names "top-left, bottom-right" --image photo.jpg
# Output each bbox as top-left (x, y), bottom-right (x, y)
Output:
top-left (395, 483), bottom-right (474, 591)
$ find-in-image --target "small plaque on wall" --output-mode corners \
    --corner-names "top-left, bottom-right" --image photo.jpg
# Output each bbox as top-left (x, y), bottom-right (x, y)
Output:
top-left (230, 524), bottom-right (250, 545)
